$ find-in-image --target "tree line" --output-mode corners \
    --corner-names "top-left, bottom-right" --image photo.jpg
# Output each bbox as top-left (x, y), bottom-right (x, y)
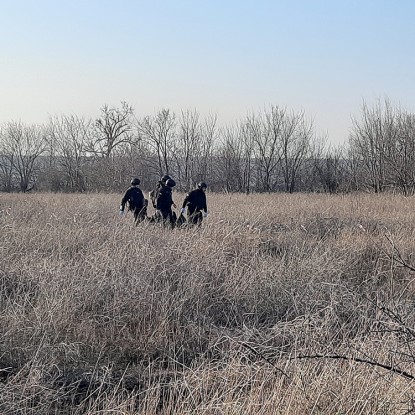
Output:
top-left (1, 98), bottom-right (415, 195)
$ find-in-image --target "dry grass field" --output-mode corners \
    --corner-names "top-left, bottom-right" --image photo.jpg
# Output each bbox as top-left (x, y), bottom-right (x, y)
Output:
top-left (1, 191), bottom-right (415, 414)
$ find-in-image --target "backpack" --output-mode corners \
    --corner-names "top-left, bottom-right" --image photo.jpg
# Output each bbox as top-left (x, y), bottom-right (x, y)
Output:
top-left (149, 188), bottom-right (158, 208)
top-left (149, 185), bottom-right (171, 211)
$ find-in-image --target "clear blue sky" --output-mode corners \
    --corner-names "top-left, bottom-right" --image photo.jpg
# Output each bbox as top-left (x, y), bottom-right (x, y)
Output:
top-left (1, 0), bottom-right (414, 145)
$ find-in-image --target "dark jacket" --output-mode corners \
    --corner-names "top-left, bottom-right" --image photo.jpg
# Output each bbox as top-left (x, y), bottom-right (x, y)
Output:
top-left (155, 184), bottom-right (174, 212)
top-left (182, 188), bottom-right (207, 215)
top-left (121, 186), bottom-right (145, 212)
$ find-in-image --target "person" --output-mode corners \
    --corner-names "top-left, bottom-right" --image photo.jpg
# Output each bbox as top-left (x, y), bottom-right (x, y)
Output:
top-left (119, 178), bottom-right (147, 224)
top-left (150, 175), bottom-right (177, 226)
top-left (181, 181), bottom-right (208, 226)
top-left (149, 174), bottom-right (171, 209)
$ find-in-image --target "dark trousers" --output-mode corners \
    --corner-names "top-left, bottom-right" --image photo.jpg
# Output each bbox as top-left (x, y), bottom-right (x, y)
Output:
top-left (158, 209), bottom-right (175, 227)
top-left (188, 210), bottom-right (203, 226)
top-left (133, 201), bottom-right (148, 224)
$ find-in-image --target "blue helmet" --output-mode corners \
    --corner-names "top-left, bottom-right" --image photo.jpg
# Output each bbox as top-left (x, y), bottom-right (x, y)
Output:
top-left (166, 178), bottom-right (176, 188)
top-left (160, 174), bottom-right (171, 184)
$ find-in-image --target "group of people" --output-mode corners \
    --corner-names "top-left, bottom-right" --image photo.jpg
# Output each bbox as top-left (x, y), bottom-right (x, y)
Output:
top-left (119, 174), bottom-right (208, 228)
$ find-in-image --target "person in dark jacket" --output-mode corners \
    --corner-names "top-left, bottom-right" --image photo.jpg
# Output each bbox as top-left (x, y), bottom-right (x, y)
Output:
top-left (181, 181), bottom-right (208, 226)
top-left (150, 176), bottom-right (177, 226)
top-left (119, 178), bottom-right (147, 224)
top-left (149, 174), bottom-right (171, 209)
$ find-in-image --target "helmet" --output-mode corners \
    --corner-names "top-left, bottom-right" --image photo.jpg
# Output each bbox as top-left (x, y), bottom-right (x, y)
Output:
top-left (165, 178), bottom-right (176, 188)
top-left (160, 174), bottom-right (171, 184)
top-left (131, 178), bottom-right (140, 186)
top-left (198, 181), bottom-right (207, 189)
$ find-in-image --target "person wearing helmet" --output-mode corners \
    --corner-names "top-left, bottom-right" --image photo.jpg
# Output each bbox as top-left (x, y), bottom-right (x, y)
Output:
top-left (160, 174), bottom-right (171, 184)
top-left (149, 174), bottom-right (172, 209)
top-left (150, 174), bottom-right (177, 226)
top-left (181, 181), bottom-right (208, 226)
top-left (119, 178), bottom-right (147, 224)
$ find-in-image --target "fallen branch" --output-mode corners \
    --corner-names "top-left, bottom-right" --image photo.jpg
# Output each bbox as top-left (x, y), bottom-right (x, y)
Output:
top-left (292, 353), bottom-right (415, 381)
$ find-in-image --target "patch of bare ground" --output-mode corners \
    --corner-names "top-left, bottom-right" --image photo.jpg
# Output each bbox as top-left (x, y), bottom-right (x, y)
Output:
top-left (1, 192), bottom-right (415, 413)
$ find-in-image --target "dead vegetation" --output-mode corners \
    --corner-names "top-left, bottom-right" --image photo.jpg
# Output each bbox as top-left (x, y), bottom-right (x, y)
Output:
top-left (1, 191), bottom-right (415, 414)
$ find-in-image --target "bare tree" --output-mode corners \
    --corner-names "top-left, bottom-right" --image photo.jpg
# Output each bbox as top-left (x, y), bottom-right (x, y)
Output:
top-left (0, 125), bottom-right (14, 191)
top-left (196, 114), bottom-right (217, 186)
top-left (280, 110), bottom-right (313, 193)
top-left (383, 111), bottom-right (415, 195)
top-left (0, 154), bottom-right (14, 192)
top-left (89, 101), bottom-right (135, 158)
top-left (231, 120), bottom-right (255, 194)
top-left (215, 125), bottom-right (245, 192)
top-left (47, 115), bottom-right (91, 191)
top-left (0, 121), bottom-right (47, 192)
top-left (175, 112), bottom-right (218, 190)
top-left (313, 142), bottom-right (346, 193)
top-left (137, 109), bottom-right (176, 176)
top-left (117, 140), bottom-right (155, 189)
top-left (173, 109), bottom-right (201, 189)
top-left (350, 98), bottom-right (396, 193)
top-left (247, 106), bottom-right (285, 192)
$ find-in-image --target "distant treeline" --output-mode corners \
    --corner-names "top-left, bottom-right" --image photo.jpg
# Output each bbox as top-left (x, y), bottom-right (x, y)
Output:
top-left (1, 98), bottom-right (415, 195)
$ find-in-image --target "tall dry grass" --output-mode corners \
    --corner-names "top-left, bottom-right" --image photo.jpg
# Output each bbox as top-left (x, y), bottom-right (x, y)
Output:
top-left (1, 191), bottom-right (415, 414)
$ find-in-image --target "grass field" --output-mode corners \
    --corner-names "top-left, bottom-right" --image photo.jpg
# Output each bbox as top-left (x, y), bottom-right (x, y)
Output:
top-left (1, 191), bottom-right (415, 414)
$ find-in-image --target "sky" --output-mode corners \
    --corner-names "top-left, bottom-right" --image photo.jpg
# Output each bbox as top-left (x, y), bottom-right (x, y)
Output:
top-left (1, 0), bottom-right (414, 145)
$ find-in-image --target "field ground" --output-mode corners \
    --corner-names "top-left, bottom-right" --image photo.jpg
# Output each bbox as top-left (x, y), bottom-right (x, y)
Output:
top-left (1, 191), bottom-right (415, 414)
